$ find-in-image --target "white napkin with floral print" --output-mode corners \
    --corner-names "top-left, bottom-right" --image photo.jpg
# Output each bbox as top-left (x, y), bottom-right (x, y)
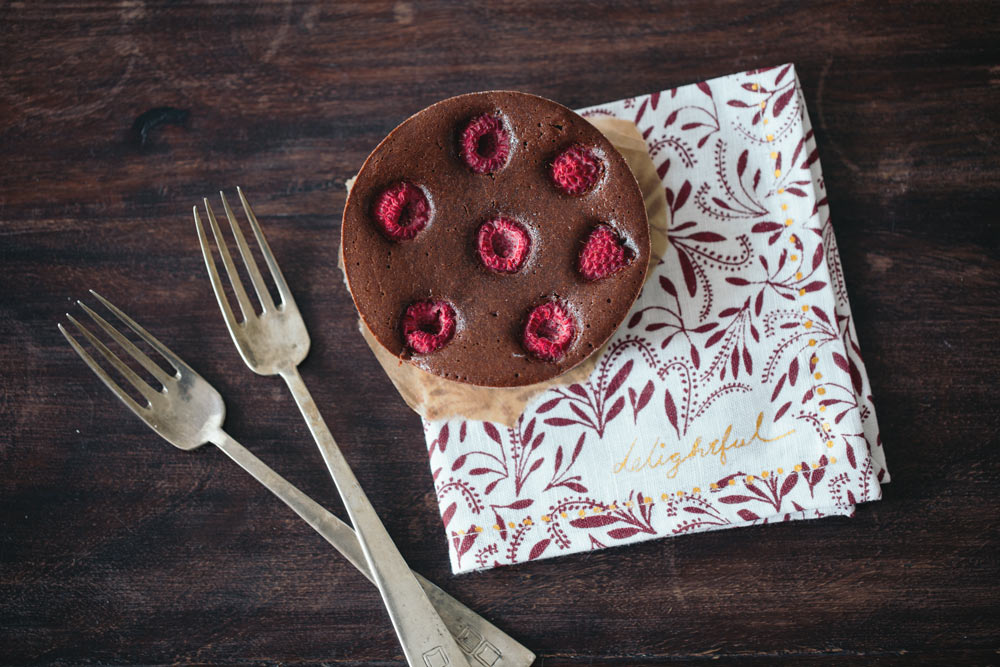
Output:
top-left (422, 64), bottom-right (888, 573)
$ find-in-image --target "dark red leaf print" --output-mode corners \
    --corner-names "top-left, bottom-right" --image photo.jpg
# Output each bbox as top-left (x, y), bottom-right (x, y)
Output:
top-left (753, 168), bottom-right (761, 191)
top-left (435, 424), bottom-right (449, 453)
top-left (606, 396), bottom-right (626, 422)
top-left (774, 401), bottom-right (791, 421)
top-left (531, 433), bottom-right (545, 451)
top-left (687, 231), bottom-right (726, 242)
top-left (527, 458), bottom-right (544, 476)
top-left (571, 432), bottom-right (585, 464)
top-left (737, 149), bottom-right (748, 177)
top-left (833, 352), bottom-right (850, 373)
top-left (847, 490), bottom-right (857, 505)
top-left (683, 506), bottom-right (709, 514)
top-left (650, 91), bottom-right (660, 109)
top-left (719, 495), bottom-right (756, 504)
top-left (801, 281), bottom-right (825, 293)
top-left (785, 186), bottom-right (807, 197)
top-left (773, 88), bottom-right (795, 118)
top-left (691, 322), bottom-right (718, 333)
top-left (522, 418), bottom-right (535, 446)
top-left (485, 479), bottom-right (500, 495)
top-left (569, 383), bottom-right (588, 397)
top-left (536, 397), bottom-right (561, 413)
top-left (564, 482), bottom-right (588, 493)
top-left (771, 373), bottom-right (786, 401)
top-left (697, 81), bottom-right (712, 97)
top-left (711, 196), bottom-right (734, 211)
top-left (780, 472), bottom-right (798, 497)
top-left (812, 244), bottom-right (825, 271)
top-left (675, 181), bottom-right (691, 211)
top-left (659, 275), bottom-right (678, 297)
top-left (737, 509), bottom-right (760, 521)
top-left (811, 468), bottom-right (825, 486)
top-left (608, 527), bottom-right (642, 540)
top-left (680, 122), bottom-right (704, 130)
top-left (506, 499), bottom-right (534, 510)
top-left (664, 388), bottom-right (679, 436)
top-left (553, 445), bottom-right (563, 473)
top-left (570, 514), bottom-right (618, 529)
top-left (451, 454), bottom-right (468, 471)
top-left (743, 346), bottom-right (753, 374)
top-left (442, 502), bottom-right (457, 528)
top-left (731, 347), bottom-right (739, 378)
top-left (726, 277), bottom-right (750, 286)
top-left (642, 126), bottom-right (653, 140)
top-left (528, 538), bottom-right (551, 561)
top-left (673, 221), bottom-right (697, 232)
top-left (456, 529), bottom-right (478, 560)
top-left (690, 344), bottom-right (701, 369)
top-left (459, 421), bottom-right (467, 442)
top-left (752, 222), bottom-right (783, 233)
top-left (789, 357), bottom-right (799, 386)
top-left (657, 159), bottom-right (671, 180)
top-left (636, 381), bottom-right (654, 413)
top-left (705, 330), bottom-right (725, 348)
top-left (627, 311), bottom-right (643, 328)
top-left (775, 152), bottom-right (782, 173)
top-left (802, 147), bottom-right (820, 169)
top-left (697, 135), bottom-right (710, 149)
top-left (791, 136), bottom-right (805, 166)
top-left (848, 357), bottom-right (864, 393)
top-left (811, 305), bottom-right (830, 325)
top-left (775, 64), bottom-right (792, 85)
top-left (755, 290), bottom-right (764, 316)
top-left (634, 98), bottom-right (648, 125)
top-left (606, 360), bottom-right (634, 400)
top-left (727, 99), bottom-right (751, 108)
top-left (792, 501), bottom-right (805, 512)
top-left (469, 467), bottom-right (494, 476)
top-left (750, 323), bottom-right (760, 342)
top-left (545, 417), bottom-right (581, 427)
top-left (846, 442), bottom-right (857, 469)
top-left (719, 307), bottom-right (740, 318)
top-left (665, 109), bottom-right (679, 126)
top-left (678, 249), bottom-right (697, 297)
top-left (483, 422), bottom-right (501, 444)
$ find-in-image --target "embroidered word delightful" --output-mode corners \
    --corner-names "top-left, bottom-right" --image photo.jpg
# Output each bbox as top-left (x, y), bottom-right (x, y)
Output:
top-left (613, 412), bottom-right (794, 479)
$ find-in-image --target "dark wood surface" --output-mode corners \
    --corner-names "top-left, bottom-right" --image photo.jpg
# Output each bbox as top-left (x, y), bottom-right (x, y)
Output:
top-left (2, 2), bottom-right (998, 664)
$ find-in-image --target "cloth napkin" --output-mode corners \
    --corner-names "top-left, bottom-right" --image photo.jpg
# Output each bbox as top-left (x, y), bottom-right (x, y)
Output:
top-left (422, 64), bottom-right (888, 573)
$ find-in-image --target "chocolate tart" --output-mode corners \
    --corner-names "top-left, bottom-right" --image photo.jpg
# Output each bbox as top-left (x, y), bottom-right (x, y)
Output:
top-left (341, 91), bottom-right (649, 387)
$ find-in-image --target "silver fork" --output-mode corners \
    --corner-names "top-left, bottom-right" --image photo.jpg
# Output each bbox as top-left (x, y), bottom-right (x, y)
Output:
top-left (59, 293), bottom-right (534, 667)
top-left (194, 189), bottom-right (471, 667)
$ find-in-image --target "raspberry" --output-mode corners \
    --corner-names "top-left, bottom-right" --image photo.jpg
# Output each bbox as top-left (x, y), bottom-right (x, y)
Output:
top-left (477, 217), bottom-right (530, 273)
top-left (460, 114), bottom-right (511, 174)
top-left (523, 301), bottom-right (575, 362)
top-left (373, 181), bottom-right (430, 241)
top-left (403, 300), bottom-right (456, 354)
top-left (578, 224), bottom-right (634, 281)
top-left (551, 144), bottom-right (604, 195)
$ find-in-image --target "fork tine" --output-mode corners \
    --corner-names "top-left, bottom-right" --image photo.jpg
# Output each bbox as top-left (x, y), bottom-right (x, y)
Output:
top-left (76, 300), bottom-right (175, 387)
top-left (237, 187), bottom-right (294, 307)
top-left (220, 191), bottom-right (275, 313)
top-left (88, 290), bottom-right (196, 378)
top-left (202, 198), bottom-right (255, 322)
top-left (65, 313), bottom-right (161, 405)
top-left (193, 206), bottom-right (243, 334)
top-left (59, 323), bottom-right (147, 418)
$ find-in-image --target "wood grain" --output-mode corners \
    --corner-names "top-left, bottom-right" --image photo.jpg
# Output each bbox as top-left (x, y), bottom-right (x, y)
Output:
top-left (1, 1), bottom-right (998, 665)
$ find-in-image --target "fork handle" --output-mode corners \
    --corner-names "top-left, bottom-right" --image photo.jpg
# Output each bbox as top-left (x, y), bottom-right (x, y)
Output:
top-left (278, 367), bottom-right (471, 667)
top-left (210, 430), bottom-right (533, 667)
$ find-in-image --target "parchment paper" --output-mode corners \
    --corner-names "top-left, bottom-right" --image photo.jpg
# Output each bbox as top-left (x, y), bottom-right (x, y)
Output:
top-left (339, 117), bottom-right (669, 426)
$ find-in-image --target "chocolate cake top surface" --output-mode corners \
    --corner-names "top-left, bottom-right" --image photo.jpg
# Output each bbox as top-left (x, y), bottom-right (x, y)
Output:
top-left (341, 91), bottom-right (649, 387)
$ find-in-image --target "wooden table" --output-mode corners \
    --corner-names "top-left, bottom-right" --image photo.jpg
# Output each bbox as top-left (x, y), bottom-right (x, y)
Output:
top-left (2, 2), bottom-right (998, 664)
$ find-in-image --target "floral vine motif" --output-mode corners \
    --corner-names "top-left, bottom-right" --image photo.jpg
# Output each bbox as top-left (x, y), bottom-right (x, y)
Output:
top-left (659, 357), bottom-right (751, 438)
top-left (563, 489), bottom-right (658, 542)
top-left (727, 64), bottom-right (800, 139)
top-left (544, 432), bottom-right (587, 493)
top-left (436, 477), bottom-right (484, 530)
top-left (662, 169), bottom-right (753, 319)
top-left (666, 493), bottom-right (734, 534)
top-left (645, 80), bottom-right (720, 169)
top-left (700, 297), bottom-right (759, 383)
top-left (627, 275), bottom-right (717, 358)
top-left (537, 337), bottom-right (657, 437)
top-left (696, 141), bottom-right (770, 221)
top-left (451, 525), bottom-right (479, 569)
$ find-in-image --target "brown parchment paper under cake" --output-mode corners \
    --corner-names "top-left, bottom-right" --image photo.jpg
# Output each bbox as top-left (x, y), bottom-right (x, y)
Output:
top-left (339, 116), bottom-right (669, 426)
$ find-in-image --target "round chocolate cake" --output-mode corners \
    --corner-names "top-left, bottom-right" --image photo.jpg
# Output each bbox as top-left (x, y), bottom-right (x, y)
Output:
top-left (341, 91), bottom-right (649, 387)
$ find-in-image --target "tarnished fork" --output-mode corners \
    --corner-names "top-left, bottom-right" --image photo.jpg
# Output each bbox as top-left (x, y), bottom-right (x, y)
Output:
top-left (58, 293), bottom-right (533, 667)
top-left (193, 189), bottom-right (476, 667)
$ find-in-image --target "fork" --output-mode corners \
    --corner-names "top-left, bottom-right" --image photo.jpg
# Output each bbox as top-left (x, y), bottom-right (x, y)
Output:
top-left (59, 293), bottom-right (534, 667)
top-left (194, 189), bottom-right (471, 667)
